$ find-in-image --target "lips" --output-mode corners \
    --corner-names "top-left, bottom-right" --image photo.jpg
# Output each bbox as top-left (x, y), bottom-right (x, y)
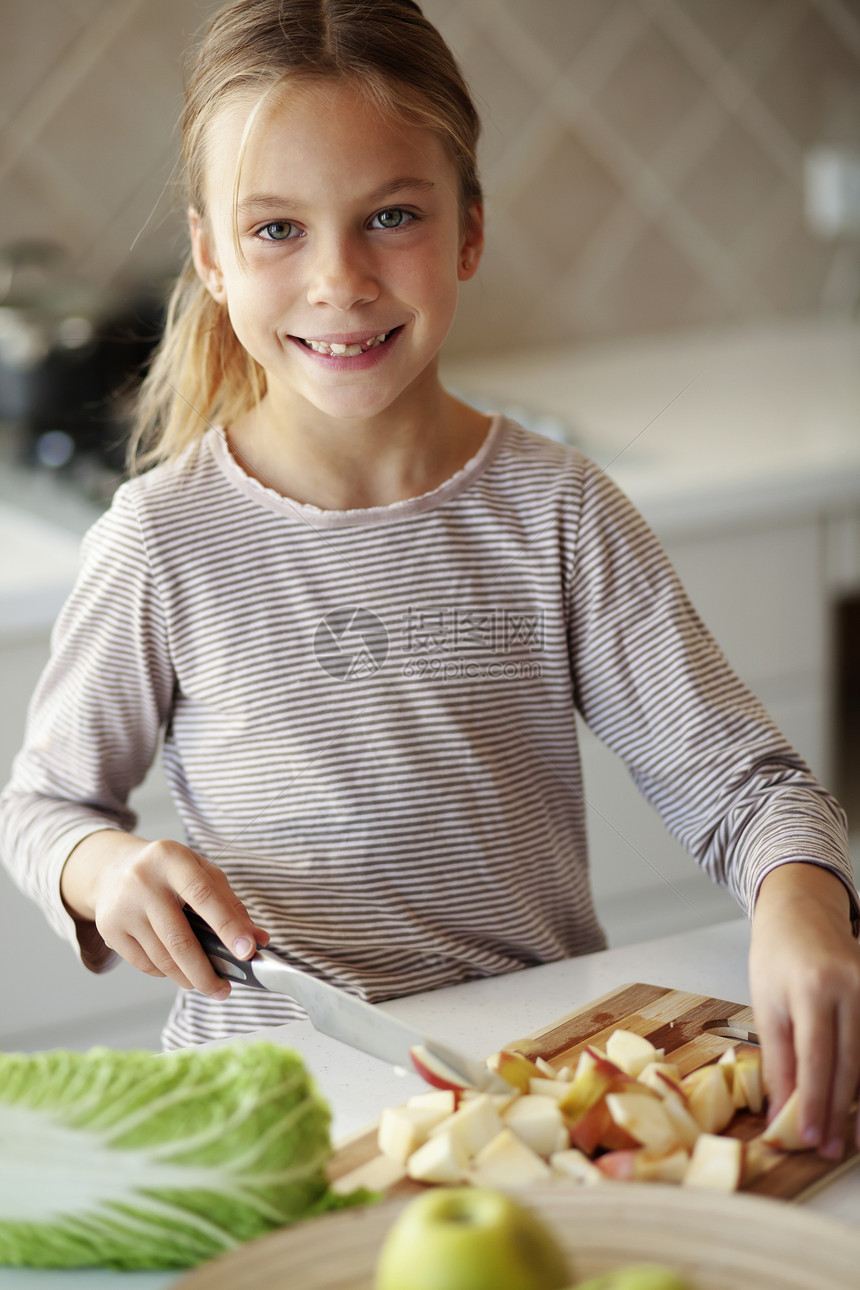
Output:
top-left (296, 328), bottom-right (398, 357)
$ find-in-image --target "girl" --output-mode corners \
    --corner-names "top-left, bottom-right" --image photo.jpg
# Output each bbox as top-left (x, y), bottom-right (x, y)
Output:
top-left (2, 0), bottom-right (859, 1160)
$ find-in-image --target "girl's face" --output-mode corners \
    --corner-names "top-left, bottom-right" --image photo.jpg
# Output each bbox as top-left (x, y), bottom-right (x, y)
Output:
top-left (191, 78), bottom-right (483, 428)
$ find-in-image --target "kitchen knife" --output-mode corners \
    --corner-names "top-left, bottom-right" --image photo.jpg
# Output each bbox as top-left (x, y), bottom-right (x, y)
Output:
top-left (185, 908), bottom-right (511, 1093)
top-left (702, 1019), bottom-right (761, 1045)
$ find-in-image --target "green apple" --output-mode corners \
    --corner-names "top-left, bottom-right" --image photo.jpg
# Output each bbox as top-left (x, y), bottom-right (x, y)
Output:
top-left (573, 1264), bottom-right (689, 1290)
top-left (374, 1187), bottom-right (571, 1290)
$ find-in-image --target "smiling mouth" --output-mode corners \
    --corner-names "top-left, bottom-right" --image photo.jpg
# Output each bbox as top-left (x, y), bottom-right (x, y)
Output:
top-left (296, 328), bottom-right (398, 357)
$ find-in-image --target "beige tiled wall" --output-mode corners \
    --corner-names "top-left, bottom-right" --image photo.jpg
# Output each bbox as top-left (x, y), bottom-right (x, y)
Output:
top-left (2, 0), bottom-right (859, 354)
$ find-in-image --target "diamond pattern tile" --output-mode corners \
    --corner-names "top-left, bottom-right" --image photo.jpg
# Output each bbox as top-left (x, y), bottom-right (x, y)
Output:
top-left (591, 21), bottom-right (705, 161)
top-left (677, 118), bottom-right (786, 247)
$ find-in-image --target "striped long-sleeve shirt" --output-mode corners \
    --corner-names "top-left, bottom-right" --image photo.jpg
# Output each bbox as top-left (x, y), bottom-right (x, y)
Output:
top-left (2, 416), bottom-right (856, 1049)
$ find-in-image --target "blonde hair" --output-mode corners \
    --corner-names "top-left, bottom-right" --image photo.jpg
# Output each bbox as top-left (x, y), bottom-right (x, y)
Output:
top-left (129, 0), bottom-right (482, 472)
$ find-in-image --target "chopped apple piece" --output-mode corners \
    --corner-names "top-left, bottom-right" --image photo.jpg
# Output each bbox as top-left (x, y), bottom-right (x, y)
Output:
top-left (428, 1092), bottom-right (503, 1158)
top-left (761, 1089), bottom-right (805, 1151)
top-left (717, 1046), bottom-right (738, 1084)
top-left (733, 1054), bottom-right (764, 1114)
top-left (638, 1061), bottom-right (682, 1094)
top-left (486, 1049), bottom-right (542, 1093)
top-left (683, 1133), bottom-right (744, 1192)
top-left (682, 1064), bottom-right (735, 1134)
top-left (637, 1147), bottom-right (690, 1184)
top-left (568, 1095), bottom-right (646, 1156)
top-left (605, 1092), bottom-right (684, 1156)
top-left (742, 1135), bottom-right (783, 1185)
top-left (597, 1147), bottom-right (690, 1184)
top-left (594, 1148), bottom-right (637, 1181)
top-left (378, 1103), bottom-right (451, 1163)
top-left (528, 1076), bottom-right (574, 1102)
top-left (660, 1087), bottom-right (703, 1151)
top-left (558, 1051), bottom-right (627, 1122)
top-left (406, 1089), bottom-right (459, 1115)
top-left (467, 1128), bottom-right (553, 1188)
top-left (331, 1153), bottom-right (407, 1195)
top-left (460, 1088), bottom-right (518, 1114)
top-left (573, 1046), bottom-right (604, 1080)
top-left (557, 1065), bottom-right (573, 1082)
top-left (502, 1094), bottom-right (564, 1158)
top-left (534, 1056), bottom-right (558, 1078)
top-left (406, 1129), bottom-right (467, 1184)
top-left (549, 1148), bottom-right (604, 1184)
top-left (605, 1029), bottom-right (662, 1078)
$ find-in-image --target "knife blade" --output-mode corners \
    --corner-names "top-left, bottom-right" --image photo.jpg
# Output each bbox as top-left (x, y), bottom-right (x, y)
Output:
top-left (185, 908), bottom-right (510, 1093)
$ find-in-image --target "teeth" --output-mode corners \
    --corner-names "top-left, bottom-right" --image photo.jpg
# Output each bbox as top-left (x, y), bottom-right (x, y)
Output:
top-left (304, 332), bottom-right (389, 356)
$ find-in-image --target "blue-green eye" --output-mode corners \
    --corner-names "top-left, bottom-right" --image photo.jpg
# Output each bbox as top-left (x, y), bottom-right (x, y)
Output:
top-left (257, 221), bottom-right (297, 242)
top-left (372, 208), bottom-right (414, 230)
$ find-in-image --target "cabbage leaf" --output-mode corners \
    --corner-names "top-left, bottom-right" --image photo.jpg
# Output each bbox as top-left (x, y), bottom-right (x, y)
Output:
top-left (0, 1042), bottom-right (364, 1269)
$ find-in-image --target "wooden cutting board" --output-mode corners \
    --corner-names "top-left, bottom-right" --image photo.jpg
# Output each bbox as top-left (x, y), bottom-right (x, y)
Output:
top-left (327, 981), bottom-right (860, 1202)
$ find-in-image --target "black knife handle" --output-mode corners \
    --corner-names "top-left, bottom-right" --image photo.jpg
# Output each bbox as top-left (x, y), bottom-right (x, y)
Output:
top-left (184, 906), bottom-right (267, 990)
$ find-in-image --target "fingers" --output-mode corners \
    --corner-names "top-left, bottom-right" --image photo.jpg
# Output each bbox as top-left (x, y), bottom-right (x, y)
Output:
top-left (792, 997), bottom-right (837, 1153)
top-left (754, 1007), bottom-right (796, 1120)
top-left (825, 995), bottom-right (860, 1156)
top-left (93, 837), bottom-right (270, 999)
top-left (177, 861), bottom-right (270, 958)
top-left (765, 982), bottom-right (860, 1160)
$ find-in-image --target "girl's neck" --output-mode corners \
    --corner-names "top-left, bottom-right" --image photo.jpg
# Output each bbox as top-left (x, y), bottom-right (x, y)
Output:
top-left (226, 384), bottom-right (491, 511)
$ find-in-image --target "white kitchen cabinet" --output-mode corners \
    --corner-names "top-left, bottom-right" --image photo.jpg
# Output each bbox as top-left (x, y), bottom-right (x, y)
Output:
top-left (662, 514), bottom-right (831, 783)
top-left (0, 630), bottom-right (178, 1052)
top-left (582, 511), bottom-right (838, 944)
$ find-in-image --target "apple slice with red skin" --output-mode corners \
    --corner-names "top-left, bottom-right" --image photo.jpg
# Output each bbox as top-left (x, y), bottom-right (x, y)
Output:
top-left (486, 1049), bottom-right (543, 1094)
top-left (597, 1146), bottom-right (690, 1184)
top-left (566, 1094), bottom-right (639, 1155)
top-left (410, 1044), bottom-right (477, 1093)
top-left (558, 1050), bottom-right (632, 1121)
top-left (561, 1050), bottom-right (656, 1155)
top-left (605, 1091), bottom-right (685, 1156)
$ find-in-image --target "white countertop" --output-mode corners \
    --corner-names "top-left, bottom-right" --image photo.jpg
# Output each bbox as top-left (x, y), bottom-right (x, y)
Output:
top-left (443, 317), bottom-right (860, 534)
top-left (4, 918), bottom-right (858, 1289)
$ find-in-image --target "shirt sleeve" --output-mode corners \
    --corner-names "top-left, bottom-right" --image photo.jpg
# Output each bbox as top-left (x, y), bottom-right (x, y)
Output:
top-left (567, 458), bottom-right (859, 933)
top-left (0, 485), bottom-right (176, 968)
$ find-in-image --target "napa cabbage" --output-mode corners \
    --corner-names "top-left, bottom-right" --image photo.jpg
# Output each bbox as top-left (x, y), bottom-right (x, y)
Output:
top-left (0, 1041), bottom-right (366, 1269)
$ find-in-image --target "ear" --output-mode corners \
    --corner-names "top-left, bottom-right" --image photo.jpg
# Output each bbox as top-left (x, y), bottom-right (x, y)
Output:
top-left (457, 202), bottom-right (484, 282)
top-left (189, 207), bottom-right (225, 302)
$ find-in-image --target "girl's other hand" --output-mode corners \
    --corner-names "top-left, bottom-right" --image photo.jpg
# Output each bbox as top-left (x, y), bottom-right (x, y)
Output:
top-left (61, 830), bottom-right (269, 998)
top-left (749, 862), bottom-right (860, 1159)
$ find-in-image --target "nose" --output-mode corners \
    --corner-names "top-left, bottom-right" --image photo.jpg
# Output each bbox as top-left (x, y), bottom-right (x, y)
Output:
top-left (305, 231), bottom-right (380, 311)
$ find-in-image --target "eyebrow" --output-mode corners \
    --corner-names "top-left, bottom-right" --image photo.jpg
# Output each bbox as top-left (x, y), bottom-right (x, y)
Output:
top-left (237, 177), bottom-right (437, 213)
